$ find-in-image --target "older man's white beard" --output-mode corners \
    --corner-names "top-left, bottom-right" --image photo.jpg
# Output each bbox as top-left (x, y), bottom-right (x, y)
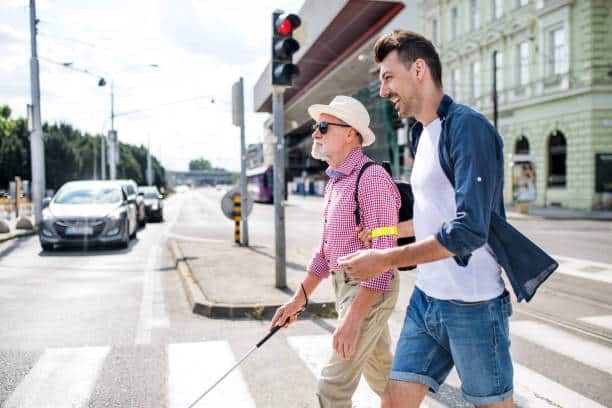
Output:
top-left (311, 142), bottom-right (329, 161)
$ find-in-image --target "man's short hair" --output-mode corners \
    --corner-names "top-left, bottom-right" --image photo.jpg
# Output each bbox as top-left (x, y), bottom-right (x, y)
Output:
top-left (374, 30), bottom-right (443, 88)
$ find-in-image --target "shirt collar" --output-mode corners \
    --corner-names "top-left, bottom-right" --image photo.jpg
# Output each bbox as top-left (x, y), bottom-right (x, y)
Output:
top-left (436, 94), bottom-right (453, 121)
top-left (325, 147), bottom-right (363, 179)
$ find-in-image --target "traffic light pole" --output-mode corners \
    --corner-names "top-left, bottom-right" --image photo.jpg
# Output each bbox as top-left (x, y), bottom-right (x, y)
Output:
top-left (29, 0), bottom-right (46, 225)
top-left (238, 77), bottom-right (249, 247)
top-left (272, 87), bottom-right (286, 289)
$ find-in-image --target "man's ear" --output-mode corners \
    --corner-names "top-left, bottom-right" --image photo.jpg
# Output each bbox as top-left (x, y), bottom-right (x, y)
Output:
top-left (414, 59), bottom-right (426, 80)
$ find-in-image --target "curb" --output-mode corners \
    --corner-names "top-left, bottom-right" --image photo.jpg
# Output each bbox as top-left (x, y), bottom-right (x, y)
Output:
top-left (168, 239), bottom-right (336, 319)
top-left (0, 229), bottom-right (37, 244)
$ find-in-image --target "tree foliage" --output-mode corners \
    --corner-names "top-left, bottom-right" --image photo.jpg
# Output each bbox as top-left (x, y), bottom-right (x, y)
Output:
top-left (0, 104), bottom-right (166, 193)
top-left (189, 157), bottom-right (212, 171)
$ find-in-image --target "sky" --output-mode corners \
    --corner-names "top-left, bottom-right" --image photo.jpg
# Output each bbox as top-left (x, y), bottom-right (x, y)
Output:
top-left (0, 0), bottom-right (304, 172)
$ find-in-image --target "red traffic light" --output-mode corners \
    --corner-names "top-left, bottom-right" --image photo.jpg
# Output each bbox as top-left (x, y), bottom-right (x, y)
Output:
top-left (275, 13), bottom-right (301, 36)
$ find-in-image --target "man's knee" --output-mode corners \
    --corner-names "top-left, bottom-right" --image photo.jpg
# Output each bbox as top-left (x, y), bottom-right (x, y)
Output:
top-left (381, 380), bottom-right (429, 408)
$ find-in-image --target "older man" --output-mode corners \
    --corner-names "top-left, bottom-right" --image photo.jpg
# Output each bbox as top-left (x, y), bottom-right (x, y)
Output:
top-left (270, 95), bottom-right (401, 408)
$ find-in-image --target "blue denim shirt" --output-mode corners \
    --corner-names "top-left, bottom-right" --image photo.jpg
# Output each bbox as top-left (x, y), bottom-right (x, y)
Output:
top-left (410, 95), bottom-right (558, 302)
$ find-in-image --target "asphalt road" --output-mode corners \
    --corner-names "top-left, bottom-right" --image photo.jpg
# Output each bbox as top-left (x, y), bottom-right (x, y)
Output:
top-left (0, 187), bottom-right (610, 407)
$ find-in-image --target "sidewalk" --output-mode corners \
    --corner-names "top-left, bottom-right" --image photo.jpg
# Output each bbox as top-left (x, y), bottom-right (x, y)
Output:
top-left (169, 238), bottom-right (336, 319)
top-left (506, 204), bottom-right (612, 221)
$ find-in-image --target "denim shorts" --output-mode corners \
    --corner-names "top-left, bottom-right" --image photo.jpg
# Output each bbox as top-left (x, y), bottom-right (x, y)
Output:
top-left (390, 286), bottom-right (513, 406)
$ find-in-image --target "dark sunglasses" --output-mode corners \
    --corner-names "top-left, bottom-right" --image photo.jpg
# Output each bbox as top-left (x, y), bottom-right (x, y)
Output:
top-left (311, 121), bottom-right (351, 134)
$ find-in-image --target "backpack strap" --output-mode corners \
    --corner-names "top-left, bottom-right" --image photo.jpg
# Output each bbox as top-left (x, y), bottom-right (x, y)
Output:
top-left (353, 161), bottom-right (378, 226)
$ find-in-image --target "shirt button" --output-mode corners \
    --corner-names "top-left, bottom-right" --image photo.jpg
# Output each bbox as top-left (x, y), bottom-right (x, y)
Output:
top-left (324, 240), bottom-right (328, 244)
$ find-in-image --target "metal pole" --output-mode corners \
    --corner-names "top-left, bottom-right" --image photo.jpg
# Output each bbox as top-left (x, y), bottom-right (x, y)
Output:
top-left (28, 0), bottom-right (45, 225)
top-left (100, 135), bottom-right (106, 179)
top-left (239, 77), bottom-right (249, 246)
top-left (109, 82), bottom-right (117, 180)
top-left (492, 50), bottom-right (498, 130)
top-left (272, 87), bottom-right (286, 288)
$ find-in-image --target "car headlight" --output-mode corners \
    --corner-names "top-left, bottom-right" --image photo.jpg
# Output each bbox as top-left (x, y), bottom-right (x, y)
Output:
top-left (108, 206), bottom-right (126, 221)
top-left (42, 208), bottom-right (55, 221)
top-left (151, 203), bottom-right (159, 210)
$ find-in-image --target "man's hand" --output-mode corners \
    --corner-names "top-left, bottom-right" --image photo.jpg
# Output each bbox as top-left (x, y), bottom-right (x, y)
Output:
top-left (333, 314), bottom-right (361, 360)
top-left (269, 298), bottom-right (303, 330)
top-left (338, 249), bottom-right (393, 282)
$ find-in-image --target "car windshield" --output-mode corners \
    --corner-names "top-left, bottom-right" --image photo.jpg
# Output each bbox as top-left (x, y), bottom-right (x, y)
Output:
top-left (139, 188), bottom-right (159, 199)
top-left (54, 186), bottom-right (122, 204)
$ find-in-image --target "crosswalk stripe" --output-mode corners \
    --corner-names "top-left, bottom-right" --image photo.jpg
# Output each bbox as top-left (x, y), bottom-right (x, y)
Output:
top-left (552, 255), bottom-right (612, 284)
top-left (511, 320), bottom-right (612, 376)
top-left (167, 341), bottom-right (256, 408)
top-left (287, 335), bottom-right (445, 408)
top-left (4, 346), bottom-right (109, 408)
top-left (579, 315), bottom-right (612, 331)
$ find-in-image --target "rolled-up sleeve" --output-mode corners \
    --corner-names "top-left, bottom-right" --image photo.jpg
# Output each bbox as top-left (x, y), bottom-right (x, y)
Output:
top-left (435, 114), bottom-right (501, 263)
top-left (308, 249), bottom-right (329, 279)
top-left (358, 172), bottom-right (401, 291)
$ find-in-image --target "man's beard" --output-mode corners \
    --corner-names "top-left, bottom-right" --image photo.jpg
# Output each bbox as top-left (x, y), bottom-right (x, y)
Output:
top-left (311, 142), bottom-right (328, 161)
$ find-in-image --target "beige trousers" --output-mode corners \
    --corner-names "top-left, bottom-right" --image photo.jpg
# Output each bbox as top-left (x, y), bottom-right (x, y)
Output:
top-left (316, 271), bottom-right (399, 408)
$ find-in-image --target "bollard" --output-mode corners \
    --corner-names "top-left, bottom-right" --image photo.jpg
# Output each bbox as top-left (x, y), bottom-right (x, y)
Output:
top-left (233, 194), bottom-right (241, 245)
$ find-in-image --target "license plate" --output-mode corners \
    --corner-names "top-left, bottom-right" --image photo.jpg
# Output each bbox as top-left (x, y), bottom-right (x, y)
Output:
top-left (65, 226), bottom-right (93, 235)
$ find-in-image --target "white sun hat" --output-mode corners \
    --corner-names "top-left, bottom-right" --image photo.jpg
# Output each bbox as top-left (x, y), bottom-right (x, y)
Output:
top-left (307, 95), bottom-right (376, 147)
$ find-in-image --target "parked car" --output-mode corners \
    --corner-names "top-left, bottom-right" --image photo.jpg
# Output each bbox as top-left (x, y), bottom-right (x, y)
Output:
top-left (138, 185), bottom-right (164, 222)
top-left (38, 181), bottom-right (138, 250)
top-left (117, 179), bottom-right (146, 228)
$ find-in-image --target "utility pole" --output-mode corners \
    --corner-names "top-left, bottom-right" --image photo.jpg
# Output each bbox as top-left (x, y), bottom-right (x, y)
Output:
top-left (100, 135), bottom-right (106, 179)
top-left (108, 82), bottom-right (118, 180)
top-left (492, 50), bottom-right (499, 130)
top-left (232, 78), bottom-right (249, 246)
top-left (272, 87), bottom-right (286, 288)
top-left (146, 135), bottom-right (153, 186)
top-left (28, 0), bottom-right (45, 225)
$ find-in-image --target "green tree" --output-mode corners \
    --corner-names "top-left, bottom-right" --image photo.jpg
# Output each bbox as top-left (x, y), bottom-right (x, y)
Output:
top-left (189, 157), bottom-right (212, 171)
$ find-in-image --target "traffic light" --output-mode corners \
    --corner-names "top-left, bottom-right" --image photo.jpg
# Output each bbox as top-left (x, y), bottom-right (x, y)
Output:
top-left (272, 12), bottom-right (301, 86)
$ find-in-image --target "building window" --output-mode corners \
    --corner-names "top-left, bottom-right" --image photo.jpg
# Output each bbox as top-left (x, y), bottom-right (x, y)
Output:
top-left (550, 27), bottom-right (567, 75)
top-left (470, 0), bottom-right (480, 31)
top-left (515, 135), bottom-right (530, 154)
top-left (470, 61), bottom-right (481, 100)
top-left (432, 18), bottom-right (438, 44)
top-left (518, 0), bottom-right (529, 7)
top-left (548, 130), bottom-right (566, 187)
top-left (494, 51), bottom-right (504, 91)
top-left (450, 7), bottom-right (458, 40)
top-left (451, 68), bottom-right (461, 100)
top-left (492, 0), bottom-right (503, 20)
top-left (517, 41), bottom-right (530, 86)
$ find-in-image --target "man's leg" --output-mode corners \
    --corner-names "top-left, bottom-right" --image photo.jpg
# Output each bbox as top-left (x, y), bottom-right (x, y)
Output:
top-left (317, 273), bottom-right (397, 408)
top-left (381, 380), bottom-right (429, 408)
top-left (362, 274), bottom-right (399, 395)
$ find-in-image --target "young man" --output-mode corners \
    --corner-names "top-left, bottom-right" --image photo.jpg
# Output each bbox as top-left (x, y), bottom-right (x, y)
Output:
top-left (339, 30), bottom-right (515, 407)
top-left (270, 96), bottom-right (401, 408)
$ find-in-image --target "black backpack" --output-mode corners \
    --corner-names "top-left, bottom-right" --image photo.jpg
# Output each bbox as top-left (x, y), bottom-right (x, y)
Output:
top-left (354, 161), bottom-right (416, 271)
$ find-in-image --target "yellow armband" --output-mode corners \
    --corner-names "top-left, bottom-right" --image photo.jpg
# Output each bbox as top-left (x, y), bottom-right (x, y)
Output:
top-left (370, 226), bottom-right (398, 239)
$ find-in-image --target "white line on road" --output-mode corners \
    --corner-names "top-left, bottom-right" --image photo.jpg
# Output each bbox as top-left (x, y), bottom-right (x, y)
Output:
top-left (4, 346), bottom-right (109, 408)
top-left (167, 341), bottom-right (256, 408)
top-left (511, 320), bottom-right (612, 376)
top-left (579, 315), bottom-right (612, 331)
top-left (552, 255), bottom-right (612, 284)
top-left (287, 335), bottom-right (445, 408)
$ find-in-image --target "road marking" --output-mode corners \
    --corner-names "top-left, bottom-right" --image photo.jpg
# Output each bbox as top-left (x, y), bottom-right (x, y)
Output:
top-left (511, 320), bottom-right (612, 376)
top-left (4, 346), bottom-right (109, 408)
top-left (287, 335), bottom-right (445, 408)
top-left (552, 255), bottom-right (612, 284)
top-left (135, 239), bottom-right (162, 345)
top-left (167, 341), bottom-right (255, 408)
top-left (579, 315), bottom-right (612, 331)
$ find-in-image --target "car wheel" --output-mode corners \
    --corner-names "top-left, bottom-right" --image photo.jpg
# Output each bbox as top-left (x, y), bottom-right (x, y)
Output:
top-left (41, 242), bottom-right (54, 251)
top-left (118, 220), bottom-right (129, 249)
top-left (129, 220), bottom-right (137, 240)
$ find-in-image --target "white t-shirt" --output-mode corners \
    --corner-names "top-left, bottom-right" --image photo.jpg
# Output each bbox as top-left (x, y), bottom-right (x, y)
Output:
top-left (411, 118), bottom-right (504, 301)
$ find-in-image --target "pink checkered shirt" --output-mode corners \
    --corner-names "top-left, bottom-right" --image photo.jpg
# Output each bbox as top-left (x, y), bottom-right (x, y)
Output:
top-left (308, 148), bottom-right (401, 291)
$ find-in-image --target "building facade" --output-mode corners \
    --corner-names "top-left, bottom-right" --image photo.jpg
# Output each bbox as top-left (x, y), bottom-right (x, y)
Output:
top-left (420, 0), bottom-right (612, 209)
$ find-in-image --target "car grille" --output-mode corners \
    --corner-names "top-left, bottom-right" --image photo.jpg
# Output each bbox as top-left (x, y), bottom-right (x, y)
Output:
top-left (54, 218), bottom-right (106, 239)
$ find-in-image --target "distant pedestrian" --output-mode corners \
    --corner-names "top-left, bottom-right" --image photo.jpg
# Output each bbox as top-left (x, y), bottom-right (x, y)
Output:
top-left (270, 95), bottom-right (401, 408)
top-left (339, 30), bottom-right (517, 407)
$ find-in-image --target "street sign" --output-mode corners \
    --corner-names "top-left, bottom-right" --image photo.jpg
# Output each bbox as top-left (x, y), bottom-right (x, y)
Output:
top-left (221, 189), bottom-right (253, 220)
